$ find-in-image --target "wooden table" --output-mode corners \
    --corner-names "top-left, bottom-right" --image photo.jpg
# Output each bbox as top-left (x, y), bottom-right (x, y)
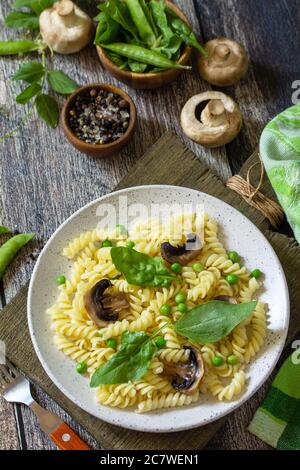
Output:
top-left (0, 0), bottom-right (299, 451)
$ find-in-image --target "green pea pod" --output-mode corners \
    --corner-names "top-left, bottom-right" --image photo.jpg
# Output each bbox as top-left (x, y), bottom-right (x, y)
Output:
top-left (0, 232), bottom-right (35, 279)
top-left (0, 40), bottom-right (42, 56)
top-left (0, 226), bottom-right (10, 234)
top-left (125, 0), bottom-right (156, 46)
top-left (101, 42), bottom-right (191, 70)
top-left (167, 14), bottom-right (208, 57)
top-left (139, 0), bottom-right (158, 37)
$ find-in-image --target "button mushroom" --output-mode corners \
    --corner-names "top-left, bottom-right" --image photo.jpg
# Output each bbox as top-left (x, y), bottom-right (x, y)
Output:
top-left (161, 234), bottom-right (202, 265)
top-left (162, 347), bottom-right (204, 395)
top-left (39, 0), bottom-right (93, 54)
top-left (180, 91), bottom-right (242, 147)
top-left (197, 37), bottom-right (248, 86)
top-left (84, 279), bottom-right (129, 328)
top-left (214, 295), bottom-right (237, 304)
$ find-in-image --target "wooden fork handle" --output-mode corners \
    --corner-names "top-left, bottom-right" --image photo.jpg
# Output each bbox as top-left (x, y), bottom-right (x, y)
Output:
top-left (30, 401), bottom-right (90, 450)
top-left (50, 422), bottom-right (91, 450)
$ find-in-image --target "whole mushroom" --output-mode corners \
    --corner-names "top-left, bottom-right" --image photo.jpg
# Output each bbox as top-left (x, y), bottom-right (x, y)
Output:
top-left (84, 279), bottom-right (129, 328)
top-left (162, 347), bottom-right (204, 395)
top-left (197, 37), bottom-right (248, 86)
top-left (39, 0), bottom-right (93, 54)
top-left (180, 91), bottom-right (242, 147)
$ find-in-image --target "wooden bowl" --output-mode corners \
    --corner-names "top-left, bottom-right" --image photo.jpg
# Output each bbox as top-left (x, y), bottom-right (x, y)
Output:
top-left (61, 83), bottom-right (137, 157)
top-left (96, 2), bottom-right (193, 89)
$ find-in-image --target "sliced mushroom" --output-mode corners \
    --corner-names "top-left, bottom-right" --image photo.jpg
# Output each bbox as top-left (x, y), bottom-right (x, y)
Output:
top-left (180, 91), bottom-right (242, 147)
top-left (214, 295), bottom-right (237, 304)
top-left (197, 38), bottom-right (248, 86)
top-left (161, 234), bottom-right (202, 265)
top-left (84, 279), bottom-right (129, 328)
top-left (162, 347), bottom-right (204, 395)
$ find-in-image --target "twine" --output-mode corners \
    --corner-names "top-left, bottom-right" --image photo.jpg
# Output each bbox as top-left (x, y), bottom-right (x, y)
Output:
top-left (226, 157), bottom-right (284, 228)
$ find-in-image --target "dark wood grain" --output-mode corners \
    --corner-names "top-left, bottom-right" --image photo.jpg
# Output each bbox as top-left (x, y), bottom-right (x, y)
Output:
top-left (0, 0), bottom-right (298, 451)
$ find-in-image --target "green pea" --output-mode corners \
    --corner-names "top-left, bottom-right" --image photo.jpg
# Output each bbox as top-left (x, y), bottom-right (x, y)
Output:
top-left (192, 262), bottom-right (204, 273)
top-left (227, 355), bottom-right (239, 365)
top-left (102, 239), bottom-right (113, 247)
top-left (126, 240), bottom-right (135, 249)
top-left (177, 303), bottom-right (187, 313)
top-left (171, 262), bottom-right (182, 274)
top-left (106, 338), bottom-right (117, 349)
top-left (155, 336), bottom-right (166, 348)
top-left (56, 275), bottom-right (66, 285)
top-left (211, 356), bottom-right (224, 367)
top-left (228, 251), bottom-right (240, 263)
top-left (76, 362), bottom-right (87, 374)
top-left (160, 304), bottom-right (171, 315)
top-left (251, 269), bottom-right (262, 279)
top-left (226, 274), bottom-right (239, 285)
top-left (175, 292), bottom-right (186, 304)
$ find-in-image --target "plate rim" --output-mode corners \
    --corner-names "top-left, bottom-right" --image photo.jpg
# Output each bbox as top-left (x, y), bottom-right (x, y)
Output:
top-left (27, 184), bottom-right (290, 432)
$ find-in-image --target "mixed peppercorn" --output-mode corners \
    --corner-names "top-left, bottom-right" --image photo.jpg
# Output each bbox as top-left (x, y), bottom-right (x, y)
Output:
top-left (68, 88), bottom-right (130, 145)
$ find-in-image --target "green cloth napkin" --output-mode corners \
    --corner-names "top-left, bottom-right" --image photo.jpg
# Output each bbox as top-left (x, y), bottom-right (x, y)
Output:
top-left (260, 103), bottom-right (300, 243)
top-left (248, 354), bottom-right (300, 449)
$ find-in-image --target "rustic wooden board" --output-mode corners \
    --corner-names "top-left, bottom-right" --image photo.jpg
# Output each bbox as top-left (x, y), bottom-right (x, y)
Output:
top-left (1, 131), bottom-right (300, 451)
top-left (1, 0), bottom-right (299, 451)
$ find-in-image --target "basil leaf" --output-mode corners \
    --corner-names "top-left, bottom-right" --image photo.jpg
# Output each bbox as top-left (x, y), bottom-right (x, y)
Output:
top-left (111, 246), bottom-right (179, 287)
top-left (35, 94), bottom-right (59, 128)
top-left (175, 301), bottom-right (257, 344)
top-left (0, 226), bottom-right (10, 234)
top-left (16, 83), bottom-right (41, 104)
top-left (128, 58), bottom-right (148, 72)
top-left (168, 14), bottom-right (208, 57)
top-left (13, 62), bottom-right (45, 83)
top-left (90, 331), bottom-right (156, 386)
top-left (5, 12), bottom-right (39, 29)
top-left (12, 1), bottom-right (34, 8)
top-left (94, 11), bottom-right (121, 45)
top-left (47, 70), bottom-right (78, 95)
top-left (31, 0), bottom-right (56, 15)
top-left (99, 0), bottom-right (140, 42)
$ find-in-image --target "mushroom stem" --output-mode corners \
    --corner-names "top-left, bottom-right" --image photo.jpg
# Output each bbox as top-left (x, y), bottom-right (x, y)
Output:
top-left (54, 0), bottom-right (76, 25)
top-left (201, 99), bottom-right (227, 127)
top-left (212, 43), bottom-right (230, 62)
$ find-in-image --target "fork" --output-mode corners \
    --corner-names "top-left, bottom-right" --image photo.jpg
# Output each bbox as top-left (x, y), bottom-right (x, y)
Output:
top-left (0, 360), bottom-right (90, 450)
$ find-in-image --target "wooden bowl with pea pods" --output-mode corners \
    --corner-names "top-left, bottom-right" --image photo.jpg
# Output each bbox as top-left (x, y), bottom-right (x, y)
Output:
top-left (96, 2), bottom-right (193, 89)
top-left (61, 83), bottom-right (137, 157)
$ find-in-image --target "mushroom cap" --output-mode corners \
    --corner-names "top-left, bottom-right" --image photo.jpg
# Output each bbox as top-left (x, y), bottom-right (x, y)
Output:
top-left (39, 0), bottom-right (93, 54)
top-left (162, 347), bottom-right (204, 395)
top-left (197, 37), bottom-right (248, 86)
top-left (84, 279), bottom-right (129, 328)
top-left (180, 91), bottom-right (242, 147)
top-left (214, 295), bottom-right (237, 304)
top-left (161, 234), bottom-right (202, 265)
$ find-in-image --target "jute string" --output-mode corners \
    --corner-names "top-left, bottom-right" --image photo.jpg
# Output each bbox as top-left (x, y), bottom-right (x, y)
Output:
top-left (226, 157), bottom-right (284, 228)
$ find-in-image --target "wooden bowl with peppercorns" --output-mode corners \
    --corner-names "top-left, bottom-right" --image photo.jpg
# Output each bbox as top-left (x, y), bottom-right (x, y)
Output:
top-left (61, 83), bottom-right (137, 157)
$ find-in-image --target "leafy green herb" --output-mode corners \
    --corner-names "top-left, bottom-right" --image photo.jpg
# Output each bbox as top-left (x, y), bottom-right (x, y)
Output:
top-left (47, 70), bottom-right (78, 95)
top-left (16, 83), bottom-right (42, 104)
top-left (174, 300), bottom-right (257, 344)
top-left (12, 0), bottom-right (35, 8)
top-left (128, 58), bottom-right (148, 72)
top-left (149, 0), bottom-right (174, 46)
top-left (94, 11), bottom-right (121, 45)
top-left (13, 61), bottom-right (45, 83)
top-left (111, 246), bottom-right (179, 287)
top-left (5, 12), bottom-right (39, 30)
top-left (35, 93), bottom-right (59, 127)
top-left (98, 0), bottom-right (140, 42)
top-left (90, 331), bottom-right (157, 386)
top-left (30, 0), bottom-right (56, 15)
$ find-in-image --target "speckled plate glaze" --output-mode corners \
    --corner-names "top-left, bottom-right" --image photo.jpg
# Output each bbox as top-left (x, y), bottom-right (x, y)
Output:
top-left (28, 185), bottom-right (289, 433)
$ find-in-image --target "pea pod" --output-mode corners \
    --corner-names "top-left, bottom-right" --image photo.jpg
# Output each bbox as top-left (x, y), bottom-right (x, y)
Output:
top-left (0, 232), bottom-right (35, 279)
top-left (0, 40), bottom-right (42, 56)
top-left (125, 0), bottom-right (156, 46)
top-left (167, 13), bottom-right (208, 57)
top-left (101, 42), bottom-right (191, 70)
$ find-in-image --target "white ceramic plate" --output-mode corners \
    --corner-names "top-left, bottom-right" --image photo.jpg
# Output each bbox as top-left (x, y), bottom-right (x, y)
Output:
top-left (28, 185), bottom-right (289, 433)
